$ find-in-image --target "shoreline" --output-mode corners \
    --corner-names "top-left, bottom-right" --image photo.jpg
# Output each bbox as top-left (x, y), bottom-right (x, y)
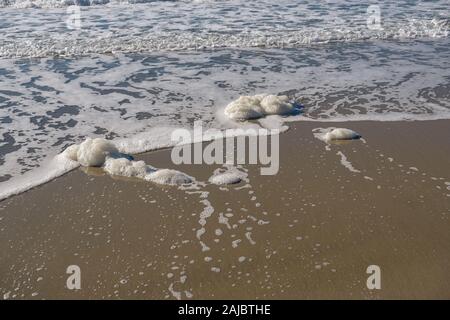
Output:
top-left (2, 117), bottom-right (450, 202)
top-left (1, 119), bottom-right (449, 299)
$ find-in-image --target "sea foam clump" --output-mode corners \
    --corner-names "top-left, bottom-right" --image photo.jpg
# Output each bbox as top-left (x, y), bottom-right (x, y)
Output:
top-left (62, 138), bottom-right (193, 186)
top-left (209, 171), bottom-right (243, 185)
top-left (146, 169), bottom-right (193, 186)
top-left (208, 166), bottom-right (247, 185)
top-left (224, 94), bottom-right (295, 121)
top-left (313, 128), bottom-right (361, 143)
top-left (63, 137), bottom-right (119, 167)
top-left (324, 128), bottom-right (361, 141)
top-left (103, 157), bottom-right (150, 178)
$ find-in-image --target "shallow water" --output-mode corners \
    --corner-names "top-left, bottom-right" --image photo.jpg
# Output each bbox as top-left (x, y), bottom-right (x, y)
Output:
top-left (0, 0), bottom-right (449, 198)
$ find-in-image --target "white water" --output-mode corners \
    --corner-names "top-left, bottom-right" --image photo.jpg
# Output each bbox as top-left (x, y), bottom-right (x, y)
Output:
top-left (0, 1), bottom-right (448, 58)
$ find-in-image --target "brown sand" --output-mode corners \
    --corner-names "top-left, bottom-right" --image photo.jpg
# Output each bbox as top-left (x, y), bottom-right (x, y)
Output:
top-left (0, 120), bottom-right (449, 299)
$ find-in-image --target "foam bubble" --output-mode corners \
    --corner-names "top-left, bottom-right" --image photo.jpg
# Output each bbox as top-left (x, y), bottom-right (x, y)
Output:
top-left (224, 94), bottom-right (296, 121)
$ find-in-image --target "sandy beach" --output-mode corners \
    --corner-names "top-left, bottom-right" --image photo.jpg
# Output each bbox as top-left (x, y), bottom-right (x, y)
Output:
top-left (1, 120), bottom-right (449, 300)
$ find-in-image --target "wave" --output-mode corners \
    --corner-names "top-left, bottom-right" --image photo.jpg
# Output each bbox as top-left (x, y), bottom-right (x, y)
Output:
top-left (0, 18), bottom-right (448, 58)
top-left (0, 0), bottom-right (185, 8)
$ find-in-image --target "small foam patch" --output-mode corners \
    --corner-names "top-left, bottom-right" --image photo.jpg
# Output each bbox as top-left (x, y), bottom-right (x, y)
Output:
top-left (224, 94), bottom-right (296, 121)
top-left (325, 128), bottom-right (361, 141)
top-left (103, 157), bottom-right (150, 178)
top-left (208, 166), bottom-right (247, 185)
top-left (313, 127), bottom-right (361, 143)
top-left (209, 172), bottom-right (242, 185)
top-left (146, 169), bottom-right (193, 186)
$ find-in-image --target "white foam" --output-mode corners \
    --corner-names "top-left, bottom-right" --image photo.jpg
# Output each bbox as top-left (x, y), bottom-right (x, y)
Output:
top-left (60, 137), bottom-right (194, 186)
top-left (325, 128), bottom-right (361, 141)
top-left (313, 127), bottom-right (361, 143)
top-left (209, 172), bottom-right (242, 185)
top-left (145, 169), bottom-right (193, 186)
top-left (0, 116), bottom-right (277, 199)
top-left (61, 144), bottom-right (79, 162)
top-left (208, 166), bottom-right (247, 185)
top-left (103, 157), bottom-right (150, 178)
top-left (195, 194), bottom-right (214, 252)
top-left (336, 151), bottom-right (361, 173)
top-left (114, 127), bottom-right (181, 155)
top-left (73, 138), bottom-right (119, 167)
top-left (224, 94), bottom-right (296, 121)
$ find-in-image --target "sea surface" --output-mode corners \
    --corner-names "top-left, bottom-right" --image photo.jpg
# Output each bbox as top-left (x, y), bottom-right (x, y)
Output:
top-left (0, 0), bottom-right (449, 198)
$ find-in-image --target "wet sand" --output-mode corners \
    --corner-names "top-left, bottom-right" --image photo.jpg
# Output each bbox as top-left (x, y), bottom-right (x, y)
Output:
top-left (0, 120), bottom-right (449, 299)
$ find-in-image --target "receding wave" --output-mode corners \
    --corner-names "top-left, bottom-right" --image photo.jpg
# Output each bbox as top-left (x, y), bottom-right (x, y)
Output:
top-left (1, 0), bottom-right (448, 58)
top-left (0, 0), bottom-right (181, 8)
top-left (1, 18), bottom-right (448, 58)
